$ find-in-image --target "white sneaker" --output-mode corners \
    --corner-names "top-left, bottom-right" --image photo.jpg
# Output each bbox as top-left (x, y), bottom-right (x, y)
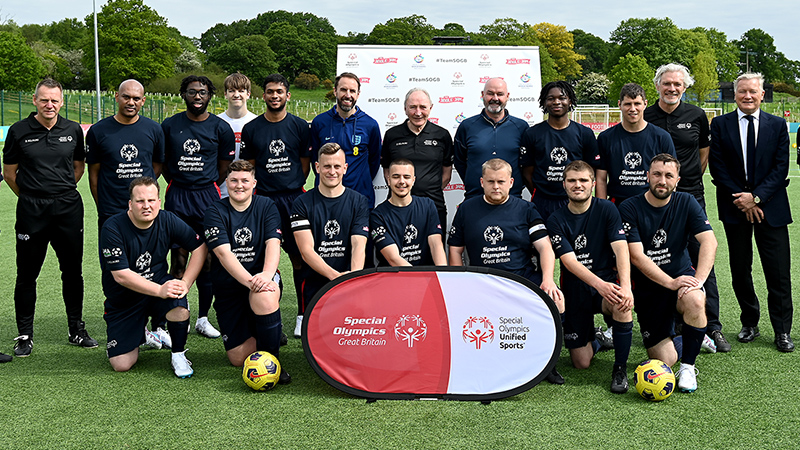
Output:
top-left (195, 317), bottom-right (220, 338)
top-left (155, 327), bottom-right (172, 349)
top-left (143, 327), bottom-right (162, 349)
top-left (676, 363), bottom-right (698, 393)
top-left (701, 334), bottom-right (717, 353)
top-left (294, 315), bottom-right (303, 338)
top-left (171, 350), bottom-right (193, 378)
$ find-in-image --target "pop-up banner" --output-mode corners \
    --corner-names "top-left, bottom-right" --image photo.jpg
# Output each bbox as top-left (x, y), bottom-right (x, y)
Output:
top-left (302, 267), bottom-right (562, 401)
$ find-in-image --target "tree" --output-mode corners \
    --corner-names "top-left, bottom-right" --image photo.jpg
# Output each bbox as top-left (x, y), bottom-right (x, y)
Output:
top-left (735, 28), bottom-right (786, 82)
top-left (571, 29), bottom-right (612, 75)
top-left (531, 23), bottom-right (584, 79)
top-left (0, 31), bottom-right (46, 90)
top-left (479, 18), bottom-right (529, 45)
top-left (265, 22), bottom-right (337, 81)
top-left (368, 15), bottom-right (436, 45)
top-left (691, 27), bottom-right (738, 82)
top-left (45, 18), bottom-right (90, 50)
top-left (607, 53), bottom-right (656, 106)
top-left (607, 18), bottom-right (682, 72)
top-left (207, 35), bottom-right (278, 86)
top-left (689, 50), bottom-right (719, 103)
top-left (83, 0), bottom-right (182, 89)
top-left (439, 23), bottom-right (467, 36)
top-left (575, 72), bottom-right (610, 104)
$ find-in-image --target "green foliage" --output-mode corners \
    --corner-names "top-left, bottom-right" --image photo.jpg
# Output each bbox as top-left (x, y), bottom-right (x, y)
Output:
top-left (532, 23), bottom-right (584, 80)
top-left (367, 15), bottom-right (436, 45)
top-left (607, 53), bottom-right (656, 105)
top-left (30, 41), bottom-right (75, 86)
top-left (773, 82), bottom-right (800, 97)
top-left (691, 27), bottom-right (739, 82)
top-left (572, 29), bottom-right (612, 75)
top-left (607, 18), bottom-right (683, 72)
top-left (688, 50), bottom-right (719, 103)
top-left (45, 18), bottom-right (89, 50)
top-left (294, 73), bottom-right (320, 90)
top-left (20, 23), bottom-right (46, 44)
top-left (207, 35), bottom-right (278, 87)
top-left (0, 31), bottom-right (46, 90)
top-left (440, 23), bottom-right (467, 36)
top-left (322, 79), bottom-right (333, 90)
top-left (479, 17), bottom-right (529, 45)
top-left (83, 0), bottom-right (182, 89)
top-left (325, 89), bottom-right (335, 101)
top-left (145, 71), bottom-right (226, 96)
top-left (575, 72), bottom-right (610, 104)
top-left (735, 28), bottom-right (788, 83)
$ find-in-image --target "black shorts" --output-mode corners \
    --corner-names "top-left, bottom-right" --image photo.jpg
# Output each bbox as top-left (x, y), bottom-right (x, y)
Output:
top-left (16, 190), bottom-right (83, 235)
top-left (562, 274), bottom-right (614, 349)
top-left (633, 267), bottom-right (695, 349)
top-left (104, 275), bottom-right (189, 358)
top-left (260, 189), bottom-right (303, 257)
top-left (299, 271), bottom-right (330, 312)
top-left (214, 272), bottom-right (281, 351)
top-left (531, 193), bottom-right (568, 221)
top-left (165, 182), bottom-right (221, 235)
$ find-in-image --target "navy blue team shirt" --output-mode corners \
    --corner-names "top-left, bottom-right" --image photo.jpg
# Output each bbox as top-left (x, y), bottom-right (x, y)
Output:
top-left (240, 113), bottom-right (311, 195)
top-left (161, 113), bottom-right (236, 187)
top-left (618, 192), bottom-right (713, 278)
top-left (86, 116), bottom-right (165, 216)
top-left (203, 195), bottom-right (282, 292)
top-left (370, 196), bottom-right (442, 266)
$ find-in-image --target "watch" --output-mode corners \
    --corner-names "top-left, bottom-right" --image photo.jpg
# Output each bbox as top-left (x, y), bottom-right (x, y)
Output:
top-left (753, 195), bottom-right (761, 204)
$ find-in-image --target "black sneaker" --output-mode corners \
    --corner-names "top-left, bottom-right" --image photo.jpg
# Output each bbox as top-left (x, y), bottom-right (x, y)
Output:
top-left (0, 352), bottom-right (11, 363)
top-left (595, 327), bottom-right (614, 350)
top-left (545, 367), bottom-right (565, 385)
top-left (280, 331), bottom-right (288, 346)
top-left (278, 367), bottom-right (292, 385)
top-left (14, 335), bottom-right (32, 357)
top-left (710, 330), bottom-right (731, 353)
top-left (68, 322), bottom-right (99, 348)
top-left (610, 364), bottom-right (629, 394)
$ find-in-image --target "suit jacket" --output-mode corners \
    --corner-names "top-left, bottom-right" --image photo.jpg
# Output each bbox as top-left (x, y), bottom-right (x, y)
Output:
top-left (708, 109), bottom-right (792, 226)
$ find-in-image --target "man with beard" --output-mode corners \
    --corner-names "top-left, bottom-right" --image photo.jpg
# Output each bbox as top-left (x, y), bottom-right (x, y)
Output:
top-left (521, 81), bottom-right (598, 221)
top-left (241, 73), bottom-right (311, 338)
top-left (203, 160), bottom-right (291, 384)
top-left (218, 73), bottom-right (258, 198)
top-left (310, 72), bottom-right (381, 207)
top-left (370, 159), bottom-right (447, 267)
top-left (162, 75), bottom-right (236, 339)
top-left (290, 143), bottom-right (369, 327)
top-left (454, 78), bottom-right (528, 200)
top-left (595, 83), bottom-right (675, 205)
top-left (381, 88), bottom-right (454, 230)
top-left (619, 154), bottom-right (717, 392)
top-left (547, 160), bottom-right (633, 393)
top-left (644, 64), bottom-right (728, 352)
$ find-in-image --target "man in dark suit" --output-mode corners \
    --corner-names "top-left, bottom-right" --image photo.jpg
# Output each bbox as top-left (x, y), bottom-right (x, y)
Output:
top-left (708, 72), bottom-right (793, 352)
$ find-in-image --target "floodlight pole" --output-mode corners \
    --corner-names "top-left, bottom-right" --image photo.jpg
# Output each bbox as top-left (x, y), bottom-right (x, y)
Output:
top-left (93, 0), bottom-right (101, 122)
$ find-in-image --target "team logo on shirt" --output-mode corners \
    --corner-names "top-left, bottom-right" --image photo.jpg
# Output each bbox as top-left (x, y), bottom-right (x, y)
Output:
top-left (102, 247), bottom-right (123, 258)
top-left (462, 316), bottom-right (494, 350)
top-left (448, 225), bottom-right (456, 237)
top-left (550, 235), bottom-right (562, 245)
top-left (324, 220), bottom-right (341, 239)
top-left (652, 229), bottom-right (668, 248)
top-left (423, 139), bottom-right (437, 146)
top-left (403, 224), bottom-right (418, 244)
top-left (204, 227), bottom-right (220, 239)
top-left (574, 234), bottom-right (587, 250)
top-left (550, 147), bottom-right (568, 165)
top-left (483, 226), bottom-right (504, 245)
top-left (135, 252), bottom-right (152, 271)
top-left (120, 144), bottom-right (139, 162)
top-left (234, 227), bottom-right (253, 246)
top-left (624, 152), bottom-right (643, 169)
top-left (394, 315), bottom-right (428, 348)
top-left (622, 222), bottom-right (632, 234)
top-left (183, 139), bottom-right (201, 156)
top-left (269, 139), bottom-right (285, 157)
top-left (371, 226), bottom-right (386, 240)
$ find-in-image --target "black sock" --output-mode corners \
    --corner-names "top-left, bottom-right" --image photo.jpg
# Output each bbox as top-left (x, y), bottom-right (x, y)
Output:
top-left (197, 272), bottom-right (213, 318)
top-left (610, 319), bottom-right (633, 367)
top-left (293, 270), bottom-right (304, 316)
top-left (254, 310), bottom-right (282, 359)
top-left (673, 335), bottom-right (683, 359)
top-left (682, 324), bottom-right (706, 366)
top-left (168, 319), bottom-right (190, 353)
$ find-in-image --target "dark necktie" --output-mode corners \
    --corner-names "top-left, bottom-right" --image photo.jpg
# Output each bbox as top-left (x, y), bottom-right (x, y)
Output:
top-left (745, 115), bottom-right (755, 185)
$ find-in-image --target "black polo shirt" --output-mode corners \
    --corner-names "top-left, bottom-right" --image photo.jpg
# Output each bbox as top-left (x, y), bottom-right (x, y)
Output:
top-left (381, 120), bottom-right (454, 214)
top-left (644, 102), bottom-right (709, 197)
top-left (2, 112), bottom-right (84, 197)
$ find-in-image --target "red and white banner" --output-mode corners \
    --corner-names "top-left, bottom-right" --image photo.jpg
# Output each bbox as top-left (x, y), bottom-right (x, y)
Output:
top-left (303, 267), bottom-right (562, 401)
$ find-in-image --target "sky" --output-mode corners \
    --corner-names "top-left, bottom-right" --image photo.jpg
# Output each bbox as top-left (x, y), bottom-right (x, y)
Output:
top-left (4, 1), bottom-right (799, 61)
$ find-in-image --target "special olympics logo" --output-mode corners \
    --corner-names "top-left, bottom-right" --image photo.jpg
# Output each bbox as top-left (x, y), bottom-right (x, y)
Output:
top-left (120, 144), bottom-right (138, 162)
top-left (403, 224), bottom-right (418, 244)
top-left (348, 53), bottom-right (357, 61)
top-left (183, 139), bottom-right (201, 156)
top-left (463, 316), bottom-right (494, 350)
top-left (135, 252), bottom-right (152, 271)
top-left (388, 113), bottom-right (397, 121)
top-left (394, 315), bottom-right (428, 348)
top-left (483, 226), bottom-right (504, 245)
top-left (386, 73), bottom-right (397, 83)
top-left (269, 139), bottom-right (285, 157)
top-left (480, 54), bottom-right (489, 61)
top-left (652, 229), bottom-right (668, 248)
top-left (575, 234), bottom-right (587, 250)
top-left (234, 227), bottom-right (253, 246)
top-left (551, 147), bottom-right (568, 165)
top-left (324, 220), bottom-right (340, 239)
top-left (453, 72), bottom-right (462, 79)
top-left (524, 111), bottom-right (533, 120)
top-left (624, 152), bottom-right (642, 169)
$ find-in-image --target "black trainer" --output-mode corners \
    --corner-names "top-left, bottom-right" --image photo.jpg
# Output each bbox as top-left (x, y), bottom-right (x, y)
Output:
top-left (710, 330), bottom-right (731, 353)
top-left (0, 352), bottom-right (11, 363)
top-left (280, 331), bottom-right (288, 346)
top-left (68, 322), bottom-right (99, 348)
top-left (545, 367), bottom-right (565, 385)
top-left (595, 327), bottom-right (614, 350)
top-left (610, 364), bottom-right (629, 394)
top-left (278, 367), bottom-right (292, 385)
top-left (14, 335), bottom-right (32, 357)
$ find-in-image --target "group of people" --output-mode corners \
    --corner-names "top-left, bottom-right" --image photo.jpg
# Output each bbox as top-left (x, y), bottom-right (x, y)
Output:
top-left (1, 65), bottom-right (794, 398)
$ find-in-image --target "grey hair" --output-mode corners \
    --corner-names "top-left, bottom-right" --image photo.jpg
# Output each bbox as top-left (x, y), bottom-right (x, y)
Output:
top-left (653, 63), bottom-right (695, 89)
top-left (404, 88), bottom-right (432, 107)
top-left (734, 72), bottom-right (764, 92)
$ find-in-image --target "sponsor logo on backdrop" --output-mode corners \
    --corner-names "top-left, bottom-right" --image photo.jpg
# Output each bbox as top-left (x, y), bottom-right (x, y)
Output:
top-left (414, 54), bottom-right (424, 63)
top-left (394, 315), bottom-right (428, 348)
top-left (429, 117), bottom-right (439, 124)
top-left (479, 76), bottom-right (491, 84)
top-left (506, 58), bottom-right (531, 65)
top-left (517, 73), bottom-right (534, 89)
top-left (520, 73), bottom-right (531, 83)
top-left (478, 53), bottom-right (492, 68)
top-left (374, 57), bottom-right (398, 64)
top-left (386, 73), bottom-right (397, 83)
top-left (360, 77), bottom-right (370, 84)
top-left (451, 72), bottom-right (465, 87)
top-left (524, 111), bottom-right (534, 121)
top-left (345, 53), bottom-right (359, 68)
top-left (439, 96), bottom-right (464, 104)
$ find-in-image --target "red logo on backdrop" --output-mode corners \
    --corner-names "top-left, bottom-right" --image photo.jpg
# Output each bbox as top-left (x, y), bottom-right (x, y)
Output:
top-left (429, 118), bottom-right (439, 124)
top-left (524, 112), bottom-right (533, 120)
top-left (785, 110), bottom-right (791, 117)
top-left (481, 54), bottom-right (490, 61)
top-left (348, 53), bottom-right (357, 61)
top-left (374, 57), bottom-right (398, 64)
top-left (394, 315), bottom-right (428, 348)
top-left (388, 113), bottom-right (397, 121)
top-left (479, 76), bottom-right (491, 83)
top-left (506, 58), bottom-right (531, 65)
top-left (439, 96), bottom-right (464, 104)
top-left (462, 316), bottom-right (494, 349)
top-left (453, 72), bottom-right (462, 79)
top-left (360, 77), bottom-right (370, 84)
